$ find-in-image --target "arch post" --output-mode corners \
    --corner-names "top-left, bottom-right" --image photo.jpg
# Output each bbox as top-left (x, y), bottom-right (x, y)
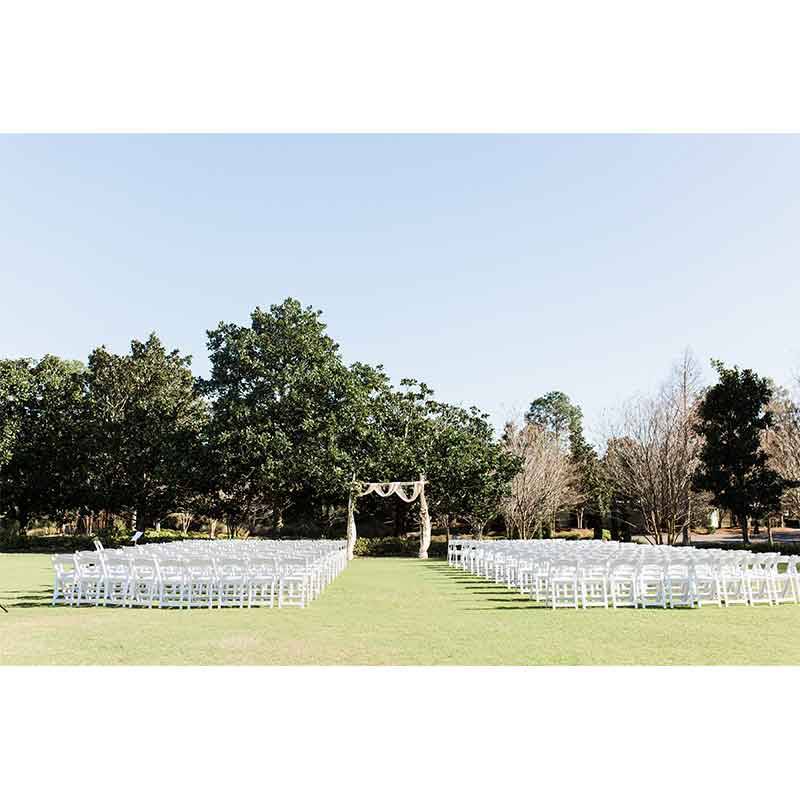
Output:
top-left (346, 473), bottom-right (357, 561)
top-left (418, 472), bottom-right (432, 559)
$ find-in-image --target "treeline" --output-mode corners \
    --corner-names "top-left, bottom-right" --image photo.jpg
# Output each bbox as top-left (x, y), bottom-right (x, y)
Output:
top-left (0, 299), bottom-right (518, 546)
top-left (3, 299), bottom-right (799, 549)
top-left (504, 352), bottom-right (800, 546)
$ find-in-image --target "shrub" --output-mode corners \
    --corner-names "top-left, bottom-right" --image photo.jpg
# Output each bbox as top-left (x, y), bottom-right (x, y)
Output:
top-left (692, 540), bottom-right (800, 556)
top-left (353, 536), bottom-right (447, 558)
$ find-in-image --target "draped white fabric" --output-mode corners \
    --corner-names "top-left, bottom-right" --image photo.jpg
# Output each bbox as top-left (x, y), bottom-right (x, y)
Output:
top-left (346, 477), bottom-right (431, 560)
top-left (356, 481), bottom-right (424, 503)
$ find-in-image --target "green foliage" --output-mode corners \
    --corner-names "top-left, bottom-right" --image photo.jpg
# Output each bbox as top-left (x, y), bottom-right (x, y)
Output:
top-left (0, 358), bottom-right (34, 470)
top-left (353, 536), bottom-right (447, 558)
top-left (693, 540), bottom-right (800, 556)
top-left (203, 298), bottom-right (386, 532)
top-left (526, 390), bottom-right (583, 446)
top-left (84, 333), bottom-right (208, 526)
top-left (1, 298), bottom-right (517, 547)
top-left (526, 389), bottom-right (610, 525)
top-left (551, 528), bottom-right (611, 541)
top-left (0, 355), bottom-right (87, 530)
top-left (693, 361), bottom-right (796, 536)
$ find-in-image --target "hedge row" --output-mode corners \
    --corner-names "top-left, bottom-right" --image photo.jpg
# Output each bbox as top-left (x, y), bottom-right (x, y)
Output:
top-left (0, 528), bottom-right (450, 557)
top-left (353, 537), bottom-right (448, 558)
top-left (692, 540), bottom-right (800, 556)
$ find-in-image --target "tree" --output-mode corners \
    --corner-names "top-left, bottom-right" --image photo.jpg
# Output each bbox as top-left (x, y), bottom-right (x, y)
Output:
top-left (204, 299), bottom-right (370, 536)
top-left (0, 356), bottom-right (86, 532)
top-left (84, 334), bottom-right (208, 531)
top-left (424, 403), bottom-right (519, 540)
top-left (764, 388), bottom-right (800, 523)
top-left (572, 439), bottom-right (611, 536)
top-left (501, 420), bottom-right (577, 538)
top-left (527, 390), bottom-right (607, 533)
top-left (526, 391), bottom-right (583, 448)
top-left (0, 359), bottom-right (33, 472)
top-left (693, 361), bottom-right (793, 545)
top-left (604, 353), bottom-right (703, 545)
top-left (348, 379), bottom-right (518, 553)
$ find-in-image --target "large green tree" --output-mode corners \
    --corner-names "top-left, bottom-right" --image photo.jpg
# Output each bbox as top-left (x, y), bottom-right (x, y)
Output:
top-left (356, 379), bottom-right (518, 542)
top-left (693, 361), bottom-right (793, 544)
top-left (424, 402), bottom-right (519, 540)
top-left (0, 359), bottom-right (34, 472)
top-left (0, 356), bottom-right (86, 532)
top-left (204, 299), bottom-right (375, 535)
top-left (84, 334), bottom-right (208, 530)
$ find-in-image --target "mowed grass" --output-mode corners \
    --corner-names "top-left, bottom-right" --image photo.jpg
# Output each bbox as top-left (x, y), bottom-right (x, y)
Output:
top-left (2, 553), bottom-right (800, 665)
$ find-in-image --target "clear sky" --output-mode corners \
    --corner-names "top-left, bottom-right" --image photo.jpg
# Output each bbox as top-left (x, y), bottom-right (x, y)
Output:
top-left (1, 135), bottom-right (798, 438)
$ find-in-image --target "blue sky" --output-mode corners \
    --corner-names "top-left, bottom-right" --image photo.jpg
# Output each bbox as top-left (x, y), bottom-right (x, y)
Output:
top-left (1, 135), bottom-right (798, 437)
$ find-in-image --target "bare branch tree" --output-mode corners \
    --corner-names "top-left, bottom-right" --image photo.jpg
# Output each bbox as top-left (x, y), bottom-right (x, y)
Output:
top-left (603, 352), bottom-right (704, 545)
top-left (501, 420), bottom-right (578, 538)
top-left (765, 384), bottom-right (800, 520)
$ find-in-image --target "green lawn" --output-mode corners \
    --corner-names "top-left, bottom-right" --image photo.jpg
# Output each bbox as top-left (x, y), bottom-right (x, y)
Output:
top-left (2, 553), bottom-right (800, 665)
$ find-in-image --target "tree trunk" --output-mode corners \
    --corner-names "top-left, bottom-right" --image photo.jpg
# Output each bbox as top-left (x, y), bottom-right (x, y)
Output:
top-left (394, 501), bottom-right (403, 536)
top-left (418, 476), bottom-right (432, 559)
top-left (346, 492), bottom-right (357, 561)
top-left (682, 493), bottom-right (692, 546)
top-left (741, 515), bottom-right (750, 546)
top-left (767, 517), bottom-right (774, 548)
top-left (209, 518), bottom-right (218, 539)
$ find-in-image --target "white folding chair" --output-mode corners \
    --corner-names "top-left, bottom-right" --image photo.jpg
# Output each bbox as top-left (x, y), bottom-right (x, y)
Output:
top-left (73, 551), bottom-right (104, 606)
top-left (665, 563), bottom-right (695, 608)
top-left (772, 555), bottom-right (798, 605)
top-left (216, 557), bottom-right (247, 608)
top-left (129, 554), bottom-right (159, 608)
top-left (549, 561), bottom-right (580, 609)
top-left (580, 560), bottom-right (609, 609)
top-left (185, 557), bottom-right (216, 609)
top-left (51, 554), bottom-right (77, 605)
top-left (609, 561), bottom-right (638, 608)
top-left (637, 564), bottom-right (666, 609)
top-left (247, 557), bottom-right (279, 608)
top-left (101, 552), bottom-right (132, 607)
top-left (745, 554), bottom-right (774, 606)
top-left (156, 557), bottom-right (187, 609)
top-left (279, 558), bottom-right (310, 608)
top-left (719, 553), bottom-right (749, 606)
top-left (692, 558), bottom-right (722, 608)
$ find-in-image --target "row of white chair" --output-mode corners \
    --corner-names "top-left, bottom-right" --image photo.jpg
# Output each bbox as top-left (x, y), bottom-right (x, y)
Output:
top-left (450, 539), bottom-right (800, 609)
top-left (52, 539), bottom-right (347, 609)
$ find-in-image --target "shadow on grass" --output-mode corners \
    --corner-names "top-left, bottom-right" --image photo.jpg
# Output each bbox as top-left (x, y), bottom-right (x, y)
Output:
top-left (421, 564), bottom-right (702, 613)
top-left (0, 588), bottom-right (52, 609)
top-left (462, 603), bottom-right (700, 612)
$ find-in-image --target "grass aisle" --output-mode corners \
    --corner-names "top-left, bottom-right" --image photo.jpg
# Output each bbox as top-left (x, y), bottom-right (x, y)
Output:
top-left (2, 554), bottom-right (800, 665)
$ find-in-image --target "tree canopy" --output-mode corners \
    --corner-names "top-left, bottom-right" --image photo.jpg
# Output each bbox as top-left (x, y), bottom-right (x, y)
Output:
top-left (693, 361), bottom-right (794, 543)
top-left (0, 297), bottom-right (514, 543)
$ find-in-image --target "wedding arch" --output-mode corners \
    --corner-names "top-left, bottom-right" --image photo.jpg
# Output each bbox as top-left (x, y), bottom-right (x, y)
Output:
top-left (346, 473), bottom-right (432, 560)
